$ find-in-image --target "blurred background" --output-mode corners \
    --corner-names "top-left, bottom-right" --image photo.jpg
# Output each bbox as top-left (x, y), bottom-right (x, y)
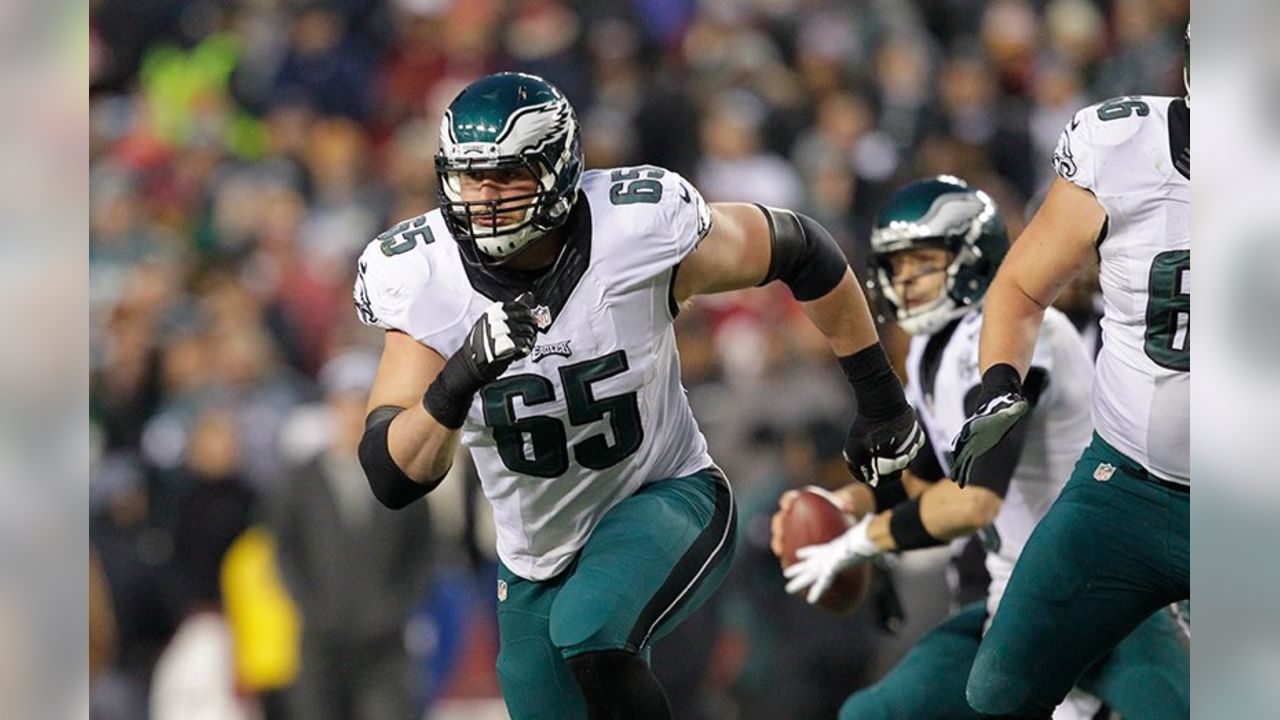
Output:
top-left (87, 0), bottom-right (1188, 718)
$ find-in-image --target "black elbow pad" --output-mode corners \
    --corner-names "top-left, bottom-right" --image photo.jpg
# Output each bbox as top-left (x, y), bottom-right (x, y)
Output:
top-left (358, 411), bottom-right (430, 510)
top-left (755, 205), bottom-right (849, 301)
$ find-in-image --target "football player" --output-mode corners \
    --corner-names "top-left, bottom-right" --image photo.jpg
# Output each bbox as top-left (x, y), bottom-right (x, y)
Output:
top-left (775, 177), bottom-right (1189, 719)
top-left (949, 25), bottom-right (1191, 718)
top-left (351, 72), bottom-right (923, 720)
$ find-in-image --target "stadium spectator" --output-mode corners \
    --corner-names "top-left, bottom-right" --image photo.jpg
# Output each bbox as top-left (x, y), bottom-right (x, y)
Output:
top-left (272, 350), bottom-right (433, 720)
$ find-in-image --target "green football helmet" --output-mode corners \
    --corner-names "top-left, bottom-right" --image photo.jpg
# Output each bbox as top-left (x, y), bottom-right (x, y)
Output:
top-left (435, 72), bottom-right (583, 265)
top-left (867, 176), bottom-right (1009, 336)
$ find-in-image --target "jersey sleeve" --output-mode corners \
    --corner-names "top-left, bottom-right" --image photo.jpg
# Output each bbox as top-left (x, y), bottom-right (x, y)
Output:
top-left (662, 171), bottom-right (714, 263)
top-left (352, 215), bottom-right (470, 343)
top-left (1053, 107), bottom-right (1099, 192)
top-left (353, 242), bottom-right (413, 332)
top-left (595, 167), bottom-right (713, 292)
top-left (1054, 97), bottom-right (1162, 198)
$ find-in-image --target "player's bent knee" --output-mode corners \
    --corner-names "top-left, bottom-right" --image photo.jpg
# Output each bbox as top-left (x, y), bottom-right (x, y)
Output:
top-left (966, 655), bottom-right (1032, 717)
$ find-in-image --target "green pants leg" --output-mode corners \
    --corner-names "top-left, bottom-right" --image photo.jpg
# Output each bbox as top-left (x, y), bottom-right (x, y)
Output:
top-left (967, 434), bottom-right (1190, 718)
top-left (839, 601), bottom-right (987, 720)
top-left (495, 467), bottom-right (737, 720)
top-left (840, 601), bottom-right (1188, 720)
top-left (1078, 606), bottom-right (1190, 720)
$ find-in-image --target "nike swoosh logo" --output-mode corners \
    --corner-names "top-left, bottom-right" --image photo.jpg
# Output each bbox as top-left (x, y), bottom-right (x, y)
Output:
top-left (1071, 117), bottom-right (1081, 131)
top-left (679, 184), bottom-right (691, 203)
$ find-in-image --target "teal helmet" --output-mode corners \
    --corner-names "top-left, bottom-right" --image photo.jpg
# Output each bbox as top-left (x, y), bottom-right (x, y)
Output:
top-left (867, 176), bottom-right (1009, 335)
top-left (435, 73), bottom-right (583, 265)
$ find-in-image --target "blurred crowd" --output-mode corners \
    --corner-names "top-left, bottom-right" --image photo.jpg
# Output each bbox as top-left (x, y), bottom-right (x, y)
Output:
top-left (89, 0), bottom-right (1188, 718)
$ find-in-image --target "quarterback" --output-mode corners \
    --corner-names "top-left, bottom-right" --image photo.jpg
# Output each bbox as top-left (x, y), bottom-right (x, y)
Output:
top-left (778, 177), bottom-right (1188, 719)
top-left (950, 27), bottom-right (1191, 719)
top-left (351, 73), bottom-right (922, 720)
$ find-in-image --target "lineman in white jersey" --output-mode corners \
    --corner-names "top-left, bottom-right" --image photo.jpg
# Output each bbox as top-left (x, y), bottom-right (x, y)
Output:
top-left (775, 177), bottom-right (1187, 720)
top-left (952, 26), bottom-right (1191, 720)
top-left (352, 73), bottom-right (924, 720)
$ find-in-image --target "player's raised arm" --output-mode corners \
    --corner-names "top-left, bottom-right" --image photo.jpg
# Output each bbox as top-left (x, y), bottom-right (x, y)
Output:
top-left (950, 176), bottom-right (1105, 484)
top-left (673, 202), bottom-right (923, 485)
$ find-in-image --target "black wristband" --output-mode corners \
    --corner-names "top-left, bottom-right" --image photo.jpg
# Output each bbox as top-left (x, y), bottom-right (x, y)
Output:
top-left (888, 497), bottom-right (945, 551)
top-left (423, 352), bottom-right (483, 429)
top-left (839, 344), bottom-right (910, 423)
top-left (981, 363), bottom-right (1023, 397)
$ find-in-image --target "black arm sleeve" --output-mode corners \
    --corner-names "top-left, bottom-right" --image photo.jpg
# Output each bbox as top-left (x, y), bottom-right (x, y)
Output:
top-left (754, 205), bottom-right (849, 301)
top-left (358, 406), bottom-right (435, 510)
top-left (960, 367), bottom-right (1050, 498)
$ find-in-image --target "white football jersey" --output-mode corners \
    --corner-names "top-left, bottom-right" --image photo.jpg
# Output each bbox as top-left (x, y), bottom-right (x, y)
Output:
top-left (354, 167), bottom-right (716, 580)
top-left (1053, 96), bottom-right (1190, 484)
top-left (905, 307), bottom-right (1094, 614)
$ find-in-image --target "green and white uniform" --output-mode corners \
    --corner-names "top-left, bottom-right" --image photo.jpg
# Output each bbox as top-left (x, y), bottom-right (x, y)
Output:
top-left (842, 305), bottom-right (1189, 720)
top-left (905, 308), bottom-right (1093, 619)
top-left (357, 167), bottom-right (719, 581)
top-left (356, 166), bottom-right (736, 720)
top-left (966, 96), bottom-right (1190, 719)
top-left (1054, 95), bottom-right (1190, 485)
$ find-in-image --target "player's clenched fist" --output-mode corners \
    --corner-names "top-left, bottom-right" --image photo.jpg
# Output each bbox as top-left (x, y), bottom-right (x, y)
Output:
top-left (459, 293), bottom-right (539, 384)
top-left (842, 406), bottom-right (925, 487)
top-left (423, 292), bottom-right (539, 429)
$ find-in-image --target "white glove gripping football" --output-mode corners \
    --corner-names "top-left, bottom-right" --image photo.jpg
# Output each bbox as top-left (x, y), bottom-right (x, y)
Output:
top-left (783, 513), bottom-right (880, 605)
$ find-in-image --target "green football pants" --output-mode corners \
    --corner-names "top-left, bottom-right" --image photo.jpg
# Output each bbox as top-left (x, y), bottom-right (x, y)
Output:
top-left (494, 467), bottom-right (737, 720)
top-left (966, 433), bottom-right (1190, 718)
top-left (838, 601), bottom-right (1188, 720)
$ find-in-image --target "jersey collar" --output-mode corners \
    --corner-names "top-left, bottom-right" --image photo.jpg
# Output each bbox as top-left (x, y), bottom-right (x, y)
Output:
top-left (461, 192), bottom-right (593, 332)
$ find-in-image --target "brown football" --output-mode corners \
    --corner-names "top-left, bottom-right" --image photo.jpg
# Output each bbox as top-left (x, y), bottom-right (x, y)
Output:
top-left (777, 486), bottom-right (874, 615)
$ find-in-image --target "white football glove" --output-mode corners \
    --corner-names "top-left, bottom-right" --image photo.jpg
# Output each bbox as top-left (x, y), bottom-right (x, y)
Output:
top-left (783, 513), bottom-right (880, 605)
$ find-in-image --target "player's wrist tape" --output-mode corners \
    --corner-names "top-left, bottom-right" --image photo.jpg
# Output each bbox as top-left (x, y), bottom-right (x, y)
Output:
top-left (838, 344), bottom-right (910, 423)
top-left (980, 363), bottom-right (1023, 397)
top-left (423, 352), bottom-right (485, 429)
top-left (888, 498), bottom-right (944, 550)
top-left (358, 408), bottom-right (432, 509)
top-left (754, 205), bottom-right (848, 301)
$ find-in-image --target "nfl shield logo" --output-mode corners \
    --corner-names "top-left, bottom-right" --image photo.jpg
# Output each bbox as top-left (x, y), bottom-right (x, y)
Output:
top-left (532, 305), bottom-right (552, 330)
top-left (1093, 463), bottom-right (1116, 482)
top-left (497, 579), bottom-right (508, 602)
